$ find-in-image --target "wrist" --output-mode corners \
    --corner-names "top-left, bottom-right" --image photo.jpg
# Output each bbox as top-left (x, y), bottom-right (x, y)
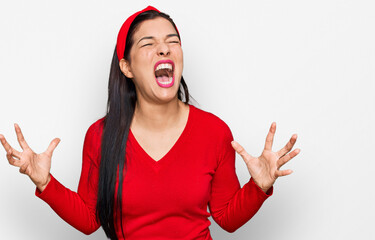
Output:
top-left (37, 174), bottom-right (51, 192)
top-left (251, 177), bottom-right (272, 193)
top-left (261, 186), bottom-right (271, 193)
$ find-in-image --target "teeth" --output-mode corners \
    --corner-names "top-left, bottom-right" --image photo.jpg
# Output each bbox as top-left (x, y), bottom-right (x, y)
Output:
top-left (166, 77), bottom-right (173, 84)
top-left (158, 77), bottom-right (173, 85)
top-left (156, 63), bottom-right (173, 71)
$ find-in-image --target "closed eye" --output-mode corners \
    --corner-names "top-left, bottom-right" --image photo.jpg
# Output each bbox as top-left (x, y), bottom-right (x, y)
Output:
top-left (142, 43), bottom-right (153, 47)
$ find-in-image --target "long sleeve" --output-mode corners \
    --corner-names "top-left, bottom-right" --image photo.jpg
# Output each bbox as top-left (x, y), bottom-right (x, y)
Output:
top-left (208, 123), bottom-right (273, 233)
top-left (35, 120), bottom-right (103, 235)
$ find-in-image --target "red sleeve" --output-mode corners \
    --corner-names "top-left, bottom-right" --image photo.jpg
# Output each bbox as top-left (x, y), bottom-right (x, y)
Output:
top-left (208, 123), bottom-right (273, 233)
top-left (35, 121), bottom-right (103, 235)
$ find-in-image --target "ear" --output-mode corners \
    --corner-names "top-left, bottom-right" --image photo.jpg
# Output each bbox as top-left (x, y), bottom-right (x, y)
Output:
top-left (119, 59), bottom-right (134, 78)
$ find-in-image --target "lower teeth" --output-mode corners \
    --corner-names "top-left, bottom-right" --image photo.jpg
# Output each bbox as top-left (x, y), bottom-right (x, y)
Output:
top-left (159, 77), bottom-right (173, 84)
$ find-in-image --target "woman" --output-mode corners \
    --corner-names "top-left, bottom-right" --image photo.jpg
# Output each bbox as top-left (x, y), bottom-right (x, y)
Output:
top-left (0, 5), bottom-right (300, 240)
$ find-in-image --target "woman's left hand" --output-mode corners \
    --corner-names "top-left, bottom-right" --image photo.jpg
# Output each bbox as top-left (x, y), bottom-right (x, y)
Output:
top-left (231, 122), bottom-right (300, 193)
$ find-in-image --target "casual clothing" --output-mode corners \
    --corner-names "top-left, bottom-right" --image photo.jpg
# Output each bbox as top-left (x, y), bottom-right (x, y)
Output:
top-left (35, 104), bottom-right (272, 239)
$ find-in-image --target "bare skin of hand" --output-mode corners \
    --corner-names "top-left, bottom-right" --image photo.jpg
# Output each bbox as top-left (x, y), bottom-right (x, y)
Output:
top-left (231, 122), bottom-right (300, 193)
top-left (0, 123), bottom-right (60, 192)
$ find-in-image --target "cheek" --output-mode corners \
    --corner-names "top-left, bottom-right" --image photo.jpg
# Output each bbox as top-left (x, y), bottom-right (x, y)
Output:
top-left (172, 46), bottom-right (183, 68)
top-left (177, 54), bottom-right (184, 75)
top-left (173, 46), bottom-right (183, 59)
top-left (145, 48), bottom-right (156, 59)
top-left (132, 50), bottom-right (155, 76)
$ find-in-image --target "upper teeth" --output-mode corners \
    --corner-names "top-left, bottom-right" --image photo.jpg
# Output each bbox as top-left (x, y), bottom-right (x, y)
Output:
top-left (156, 63), bottom-right (173, 71)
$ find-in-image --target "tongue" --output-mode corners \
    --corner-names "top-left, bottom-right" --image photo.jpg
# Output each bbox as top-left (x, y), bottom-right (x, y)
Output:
top-left (156, 76), bottom-right (170, 83)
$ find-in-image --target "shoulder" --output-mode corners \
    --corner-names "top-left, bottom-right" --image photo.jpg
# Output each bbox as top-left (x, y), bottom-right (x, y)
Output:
top-left (86, 117), bottom-right (105, 137)
top-left (82, 117), bottom-right (106, 167)
top-left (190, 104), bottom-right (233, 140)
top-left (83, 117), bottom-right (106, 148)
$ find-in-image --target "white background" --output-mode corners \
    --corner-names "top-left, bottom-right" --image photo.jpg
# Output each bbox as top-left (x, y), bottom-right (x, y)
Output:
top-left (0, 0), bottom-right (374, 239)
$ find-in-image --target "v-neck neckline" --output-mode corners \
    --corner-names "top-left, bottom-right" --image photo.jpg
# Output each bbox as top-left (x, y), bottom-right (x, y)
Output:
top-left (128, 104), bottom-right (194, 167)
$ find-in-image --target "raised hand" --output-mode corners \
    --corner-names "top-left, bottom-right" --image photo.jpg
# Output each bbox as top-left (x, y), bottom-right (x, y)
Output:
top-left (231, 122), bottom-right (300, 193)
top-left (0, 123), bottom-right (61, 192)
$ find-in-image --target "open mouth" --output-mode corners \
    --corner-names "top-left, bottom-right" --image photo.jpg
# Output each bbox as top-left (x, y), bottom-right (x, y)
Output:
top-left (154, 60), bottom-right (174, 86)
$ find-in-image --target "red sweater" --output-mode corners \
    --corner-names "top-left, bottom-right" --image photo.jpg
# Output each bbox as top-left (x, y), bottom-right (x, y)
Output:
top-left (35, 104), bottom-right (273, 239)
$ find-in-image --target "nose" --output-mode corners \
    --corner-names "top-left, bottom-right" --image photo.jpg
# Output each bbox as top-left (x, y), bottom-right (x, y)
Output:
top-left (157, 42), bottom-right (170, 56)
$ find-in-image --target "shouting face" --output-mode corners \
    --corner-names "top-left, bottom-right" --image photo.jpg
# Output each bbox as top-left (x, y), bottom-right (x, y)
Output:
top-left (120, 17), bottom-right (183, 105)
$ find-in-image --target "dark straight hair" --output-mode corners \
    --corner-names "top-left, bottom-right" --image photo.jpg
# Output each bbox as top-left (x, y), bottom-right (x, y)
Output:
top-left (96, 10), bottom-right (194, 239)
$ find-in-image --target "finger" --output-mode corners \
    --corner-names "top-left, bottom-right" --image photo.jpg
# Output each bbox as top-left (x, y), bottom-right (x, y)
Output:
top-left (277, 134), bottom-right (298, 158)
top-left (14, 123), bottom-right (30, 150)
top-left (231, 140), bottom-right (253, 163)
top-left (19, 163), bottom-right (28, 174)
top-left (45, 138), bottom-right (61, 157)
top-left (0, 134), bottom-right (22, 159)
top-left (277, 148), bottom-right (300, 169)
top-left (275, 169), bottom-right (293, 177)
top-left (6, 149), bottom-right (22, 167)
top-left (264, 122), bottom-right (276, 151)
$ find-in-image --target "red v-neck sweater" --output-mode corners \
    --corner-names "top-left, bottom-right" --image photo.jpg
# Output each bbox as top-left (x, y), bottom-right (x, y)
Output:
top-left (35, 104), bottom-right (273, 239)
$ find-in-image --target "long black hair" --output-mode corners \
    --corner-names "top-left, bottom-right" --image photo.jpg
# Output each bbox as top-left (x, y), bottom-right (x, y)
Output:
top-left (96, 10), bottom-right (195, 239)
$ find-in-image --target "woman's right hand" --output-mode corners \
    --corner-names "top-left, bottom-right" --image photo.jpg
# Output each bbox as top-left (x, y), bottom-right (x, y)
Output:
top-left (0, 123), bottom-right (60, 192)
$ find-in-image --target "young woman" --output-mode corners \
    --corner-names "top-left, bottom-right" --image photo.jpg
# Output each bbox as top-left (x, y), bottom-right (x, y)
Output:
top-left (0, 5), bottom-right (300, 240)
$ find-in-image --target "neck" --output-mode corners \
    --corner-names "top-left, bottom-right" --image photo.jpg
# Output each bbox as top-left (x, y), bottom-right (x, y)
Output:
top-left (131, 98), bottom-right (186, 133)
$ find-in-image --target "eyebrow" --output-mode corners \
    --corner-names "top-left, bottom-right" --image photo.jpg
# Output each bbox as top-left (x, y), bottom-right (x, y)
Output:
top-left (137, 34), bottom-right (180, 44)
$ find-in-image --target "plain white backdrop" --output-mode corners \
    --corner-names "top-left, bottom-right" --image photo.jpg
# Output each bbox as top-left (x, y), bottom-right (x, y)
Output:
top-left (0, 0), bottom-right (374, 239)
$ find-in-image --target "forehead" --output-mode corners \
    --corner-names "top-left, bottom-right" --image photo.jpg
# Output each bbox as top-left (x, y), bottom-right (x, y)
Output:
top-left (133, 17), bottom-right (178, 40)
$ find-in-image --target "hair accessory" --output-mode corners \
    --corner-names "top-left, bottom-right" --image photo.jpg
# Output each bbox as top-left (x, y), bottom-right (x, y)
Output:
top-left (116, 6), bottom-right (159, 61)
top-left (116, 6), bottom-right (181, 62)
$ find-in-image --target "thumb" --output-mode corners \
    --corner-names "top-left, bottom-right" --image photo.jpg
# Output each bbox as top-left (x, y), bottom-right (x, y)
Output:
top-left (45, 138), bottom-right (61, 156)
top-left (231, 140), bottom-right (253, 162)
